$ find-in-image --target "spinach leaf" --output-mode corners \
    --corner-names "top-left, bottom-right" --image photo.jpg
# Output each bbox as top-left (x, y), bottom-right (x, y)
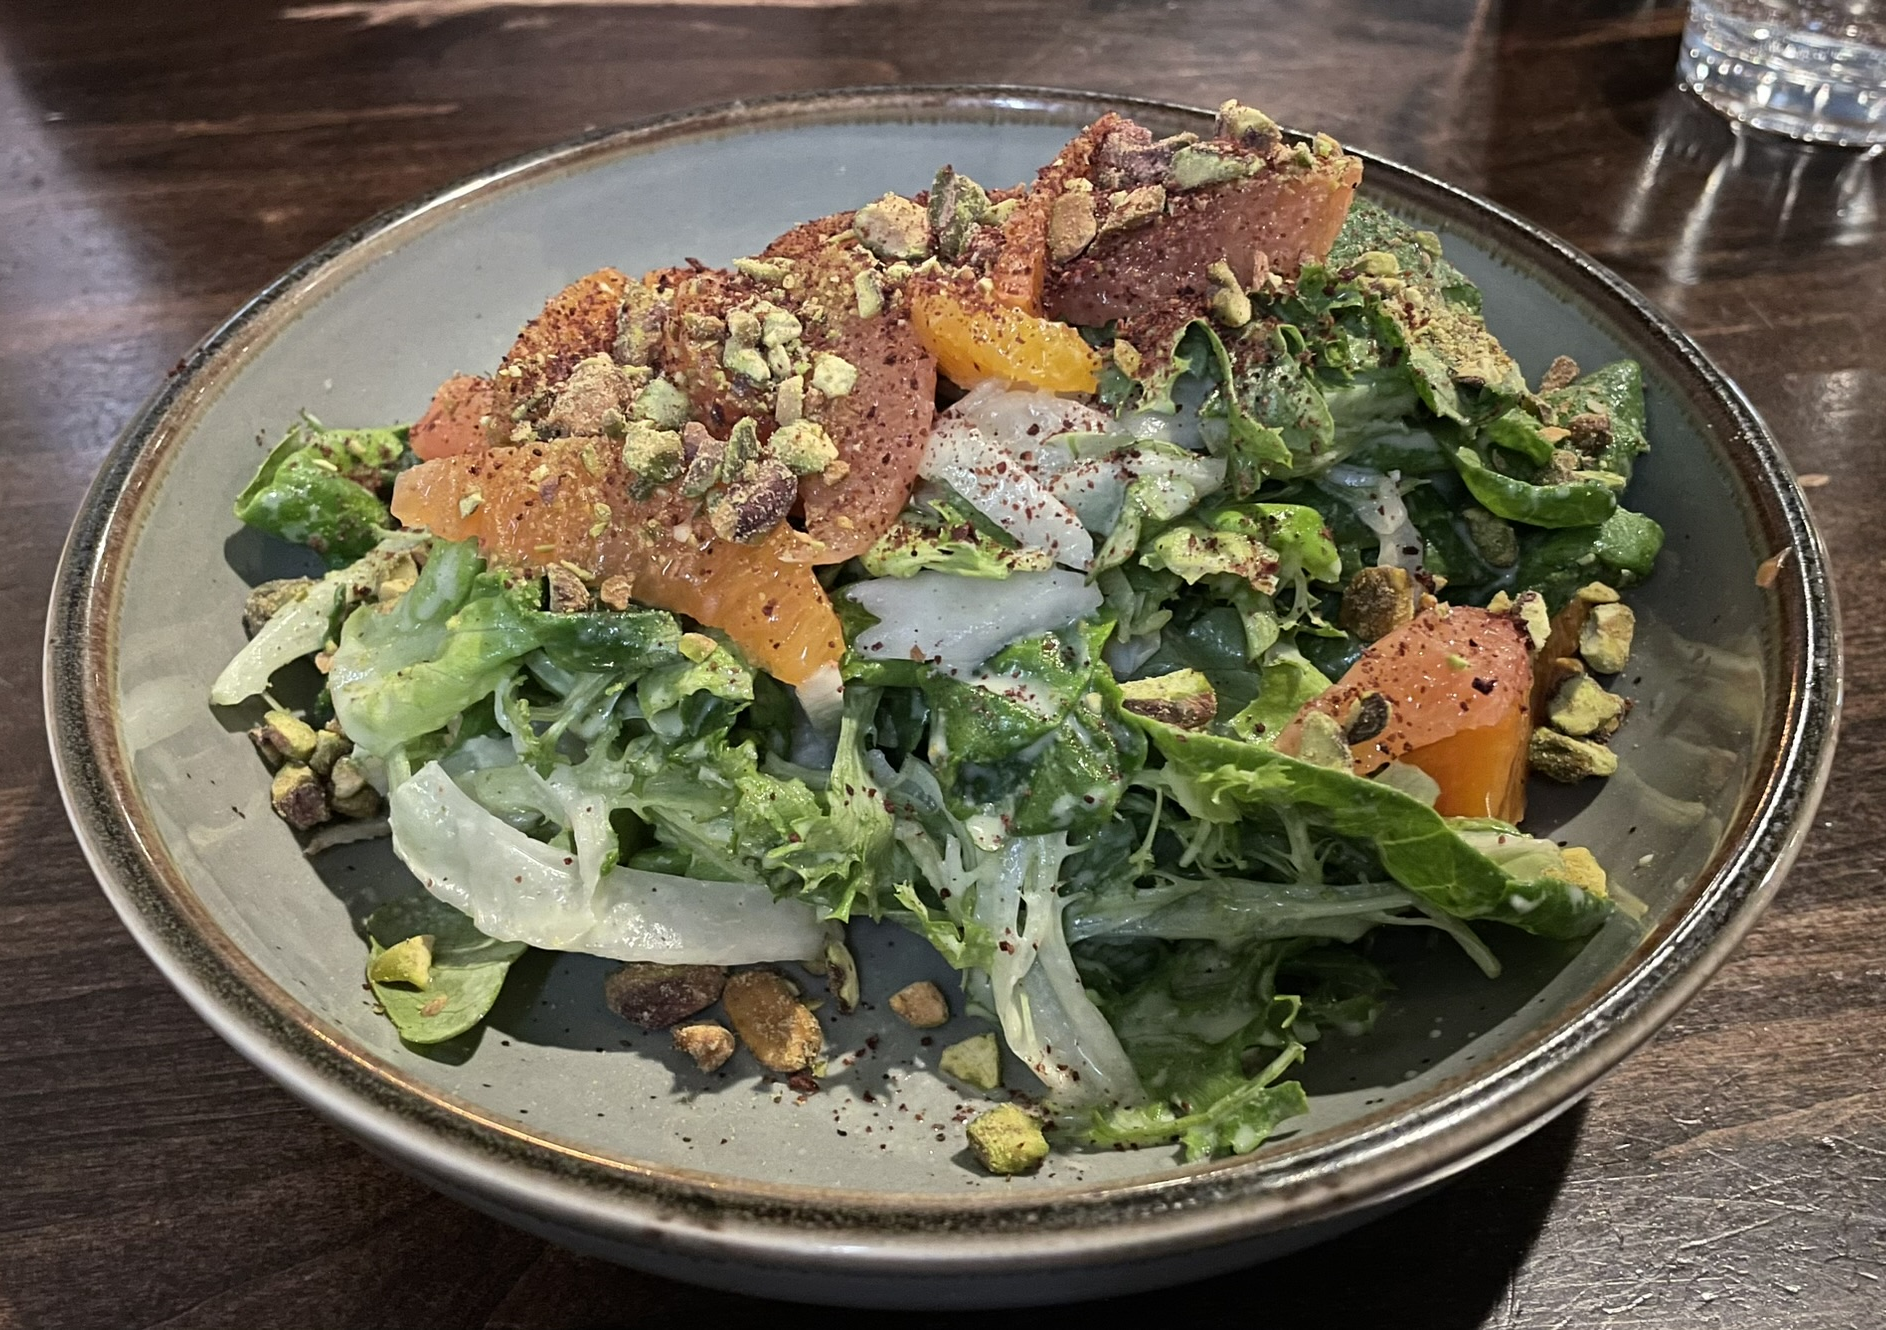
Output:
top-left (1451, 443), bottom-right (1620, 529)
top-left (365, 893), bottom-right (527, 1045)
top-left (235, 418), bottom-right (409, 565)
top-left (1514, 506), bottom-right (1665, 608)
top-left (1540, 359), bottom-right (1650, 482)
top-left (923, 619), bottom-right (1147, 837)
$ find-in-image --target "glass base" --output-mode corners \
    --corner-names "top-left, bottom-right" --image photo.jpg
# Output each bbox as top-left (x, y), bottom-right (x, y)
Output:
top-left (1680, 4), bottom-right (1886, 148)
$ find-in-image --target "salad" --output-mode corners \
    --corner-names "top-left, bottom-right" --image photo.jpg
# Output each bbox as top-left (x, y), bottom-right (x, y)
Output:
top-left (212, 101), bottom-right (1660, 1175)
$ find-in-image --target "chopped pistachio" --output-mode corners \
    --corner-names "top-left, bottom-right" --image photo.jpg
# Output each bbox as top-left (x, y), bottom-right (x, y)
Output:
top-left (733, 255), bottom-right (793, 285)
top-left (1579, 602), bottom-right (1636, 674)
top-left (1539, 354), bottom-right (1581, 393)
top-left (1339, 565), bottom-right (1416, 642)
top-left (1118, 668), bottom-right (1217, 730)
top-left (598, 574), bottom-right (634, 610)
top-left (809, 352), bottom-right (858, 398)
top-left (1313, 131), bottom-right (1341, 158)
top-left (726, 416), bottom-right (761, 471)
top-left (615, 282), bottom-right (670, 367)
top-left (1511, 589), bottom-right (1552, 650)
top-left (775, 374), bottom-right (806, 426)
top-left (765, 343), bottom-right (795, 379)
top-left (821, 935), bottom-right (860, 1014)
top-left (1048, 187), bottom-right (1098, 263)
top-left (1205, 259), bottom-right (1252, 328)
top-left (1342, 691), bottom-right (1392, 744)
top-left (1353, 249), bottom-right (1402, 278)
top-left (928, 165), bottom-right (992, 262)
top-left (852, 270), bottom-right (884, 319)
top-left (1111, 338), bottom-right (1142, 378)
top-left (888, 980), bottom-right (950, 1029)
top-left (723, 344), bottom-right (770, 384)
top-left (1554, 846), bottom-right (1609, 897)
top-left (1463, 506), bottom-right (1519, 567)
top-left (1547, 672), bottom-right (1625, 738)
top-left (1214, 99), bottom-right (1281, 149)
top-left (671, 1022), bottom-right (736, 1072)
top-left (269, 762), bottom-right (330, 831)
top-left (707, 458), bottom-right (796, 542)
top-left (853, 192), bottom-right (931, 262)
top-left (546, 563), bottom-right (591, 614)
top-left (1575, 581), bottom-right (1621, 605)
top-left (605, 962), bottom-right (727, 1029)
top-left (1097, 184), bottom-right (1166, 240)
top-left (1168, 143), bottom-right (1261, 190)
top-left (681, 310), bottom-right (724, 342)
top-left (769, 418), bottom-right (839, 475)
top-left (679, 424), bottom-right (727, 498)
top-left (544, 354), bottom-right (631, 436)
top-left (620, 421), bottom-right (684, 486)
top-left (1529, 728), bottom-right (1619, 782)
top-left (673, 632), bottom-right (716, 664)
top-left (939, 1032), bottom-right (1002, 1091)
top-left (257, 709), bottom-right (319, 764)
top-left (988, 196), bottom-right (1021, 225)
top-left (629, 376), bottom-right (690, 430)
top-left (721, 969), bottom-right (822, 1073)
top-left (759, 305), bottom-right (802, 349)
top-left (367, 934), bottom-right (434, 989)
top-left (308, 728), bottom-right (350, 779)
top-left (965, 1104), bottom-right (1049, 1175)
top-left (1295, 710), bottom-right (1352, 770)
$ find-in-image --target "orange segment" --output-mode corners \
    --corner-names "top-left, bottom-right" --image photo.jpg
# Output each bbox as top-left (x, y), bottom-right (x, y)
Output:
top-left (910, 284), bottom-right (1100, 393)
top-left (1280, 605), bottom-right (1532, 823)
top-left (389, 444), bottom-right (842, 686)
top-left (410, 374), bottom-right (499, 461)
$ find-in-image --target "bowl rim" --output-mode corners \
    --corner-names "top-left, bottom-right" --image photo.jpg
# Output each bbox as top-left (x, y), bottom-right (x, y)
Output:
top-left (44, 84), bottom-right (1841, 1277)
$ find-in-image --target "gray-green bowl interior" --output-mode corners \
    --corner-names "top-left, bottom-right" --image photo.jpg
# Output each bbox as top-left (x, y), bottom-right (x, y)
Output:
top-left (58, 90), bottom-right (1833, 1260)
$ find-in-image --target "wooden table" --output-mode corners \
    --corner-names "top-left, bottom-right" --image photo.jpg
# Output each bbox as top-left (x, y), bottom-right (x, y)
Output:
top-left (4, 1), bottom-right (1881, 1325)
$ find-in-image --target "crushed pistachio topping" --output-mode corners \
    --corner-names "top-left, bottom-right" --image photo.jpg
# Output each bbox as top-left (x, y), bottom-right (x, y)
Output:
top-left (1205, 259), bottom-right (1252, 328)
top-left (853, 269), bottom-right (884, 319)
top-left (1048, 186), bottom-right (1098, 264)
top-left (629, 376), bottom-right (690, 430)
top-left (965, 1104), bottom-right (1049, 1175)
top-left (620, 421), bottom-right (684, 485)
top-left (1098, 184), bottom-right (1166, 240)
top-left (928, 165), bottom-right (992, 263)
top-left (939, 1033), bottom-right (1002, 1091)
top-left (769, 418), bottom-right (839, 475)
top-left (368, 934), bottom-right (435, 989)
top-left (1530, 728), bottom-right (1619, 782)
top-left (678, 631), bottom-right (718, 663)
top-left (1579, 603), bottom-right (1636, 674)
top-left (853, 192), bottom-right (931, 263)
top-left (809, 352), bottom-right (858, 398)
top-left (1214, 99), bottom-right (1282, 150)
top-left (733, 255), bottom-right (793, 285)
top-left (1168, 143), bottom-right (1261, 191)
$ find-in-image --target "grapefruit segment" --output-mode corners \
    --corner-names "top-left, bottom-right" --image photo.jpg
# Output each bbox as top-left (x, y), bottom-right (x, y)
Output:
top-left (1279, 605), bottom-right (1532, 823)
top-left (410, 374), bottom-right (499, 461)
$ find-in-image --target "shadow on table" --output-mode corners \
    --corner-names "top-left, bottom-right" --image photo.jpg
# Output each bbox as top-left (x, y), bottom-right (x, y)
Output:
top-left (523, 1101), bottom-right (1583, 1328)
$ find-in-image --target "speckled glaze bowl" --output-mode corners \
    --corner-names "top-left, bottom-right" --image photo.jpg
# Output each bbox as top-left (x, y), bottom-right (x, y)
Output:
top-left (46, 88), bottom-right (1840, 1307)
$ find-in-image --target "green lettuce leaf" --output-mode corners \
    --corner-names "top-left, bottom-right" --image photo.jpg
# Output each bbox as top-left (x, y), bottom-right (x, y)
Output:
top-left (1515, 507), bottom-right (1666, 608)
top-left (1124, 718), bottom-right (1613, 938)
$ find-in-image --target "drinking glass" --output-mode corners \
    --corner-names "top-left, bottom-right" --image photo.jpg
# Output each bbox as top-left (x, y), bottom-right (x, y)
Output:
top-left (1680, 1), bottom-right (1886, 146)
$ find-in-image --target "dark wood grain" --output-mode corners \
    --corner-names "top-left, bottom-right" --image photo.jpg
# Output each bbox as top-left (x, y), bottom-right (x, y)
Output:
top-left (3, 1), bottom-right (1881, 1326)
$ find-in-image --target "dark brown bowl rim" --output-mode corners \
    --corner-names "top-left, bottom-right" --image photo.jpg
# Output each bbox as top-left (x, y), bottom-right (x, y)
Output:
top-left (44, 86), bottom-right (1841, 1277)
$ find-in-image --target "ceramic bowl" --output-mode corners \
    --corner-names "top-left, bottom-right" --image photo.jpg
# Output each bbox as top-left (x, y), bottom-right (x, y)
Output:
top-left (45, 88), bottom-right (1840, 1308)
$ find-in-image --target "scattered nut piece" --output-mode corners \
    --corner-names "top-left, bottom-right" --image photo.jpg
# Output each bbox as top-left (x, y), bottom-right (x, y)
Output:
top-left (1539, 355), bottom-right (1581, 393)
top-left (853, 192), bottom-right (932, 263)
top-left (1578, 602), bottom-right (1636, 674)
top-left (598, 575), bottom-right (635, 610)
top-left (1796, 472), bottom-right (1830, 488)
top-left (545, 563), bottom-right (591, 614)
top-left (1339, 565), bottom-right (1415, 642)
top-left (672, 1022), bottom-right (737, 1073)
top-left (1529, 728), bottom-right (1619, 782)
top-left (939, 1033), bottom-right (1001, 1091)
top-left (1547, 672), bottom-right (1625, 739)
top-left (1097, 183), bottom-right (1166, 240)
top-left (1510, 589), bottom-right (1553, 651)
top-left (927, 165), bottom-right (992, 263)
top-left (368, 934), bottom-right (434, 989)
top-left (308, 728), bottom-right (350, 779)
top-left (270, 762), bottom-right (330, 831)
top-left (256, 709), bottom-right (319, 765)
top-left (1205, 259), bottom-right (1252, 329)
top-left (822, 936), bottom-right (860, 1015)
top-left (722, 970), bottom-right (823, 1072)
top-left (889, 980), bottom-right (950, 1029)
top-left (1754, 547), bottom-right (1793, 589)
top-left (965, 1104), bottom-right (1050, 1175)
top-left (604, 962), bottom-right (727, 1030)
top-left (629, 376), bottom-right (690, 430)
top-left (1553, 846), bottom-right (1609, 897)
top-left (1574, 581), bottom-right (1621, 605)
top-left (1047, 187), bottom-right (1098, 263)
top-left (1118, 668), bottom-right (1217, 731)
top-left (1294, 710), bottom-right (1352, 771)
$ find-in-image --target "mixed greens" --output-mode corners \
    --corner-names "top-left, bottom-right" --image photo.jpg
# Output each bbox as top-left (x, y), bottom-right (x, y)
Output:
top-left (213, 102), bottom-right (1659, 1172)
